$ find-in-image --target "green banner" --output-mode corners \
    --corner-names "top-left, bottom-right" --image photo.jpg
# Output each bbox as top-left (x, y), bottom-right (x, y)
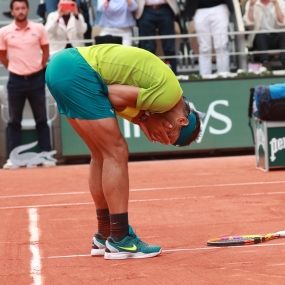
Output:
top-left (61, 77), bottom-right (285, 156)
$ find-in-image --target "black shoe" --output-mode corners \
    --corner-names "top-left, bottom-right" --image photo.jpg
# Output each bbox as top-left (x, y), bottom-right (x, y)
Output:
top-left (262, 60), bottom-right (272, 71)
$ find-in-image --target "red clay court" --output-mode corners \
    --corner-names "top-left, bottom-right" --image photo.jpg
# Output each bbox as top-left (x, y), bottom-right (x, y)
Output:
top-left (1, 155), bottom-right (285, 284)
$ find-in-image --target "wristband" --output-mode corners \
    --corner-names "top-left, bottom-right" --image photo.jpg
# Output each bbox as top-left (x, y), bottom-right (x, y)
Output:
top-left (139, 111), bottom-right (150, 122)
top-left (118, 106), bottom-right (140, 117)
top-left (249, 6), bottom-right (254, 11)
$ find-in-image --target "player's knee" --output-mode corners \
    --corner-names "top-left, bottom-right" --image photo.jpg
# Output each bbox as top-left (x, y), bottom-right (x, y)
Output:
top-left (102, 137), bottom-right (129, 162)
top-left (115, 139), bottom-right (129, 162)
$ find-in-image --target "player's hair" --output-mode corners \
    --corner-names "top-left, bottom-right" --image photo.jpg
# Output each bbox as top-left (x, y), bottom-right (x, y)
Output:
top-left (186, 109), bottom-right (202, 145)
top-left (181, 98), bottom-right (202, 146)
top-left (10, 0), bottom-right (29, 9)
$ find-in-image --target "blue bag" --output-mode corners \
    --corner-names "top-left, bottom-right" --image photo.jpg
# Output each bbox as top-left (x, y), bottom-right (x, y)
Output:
top-left (248, 83), bottom-right (285, 144)
top-left (250, 84), bottom-right (285, 120)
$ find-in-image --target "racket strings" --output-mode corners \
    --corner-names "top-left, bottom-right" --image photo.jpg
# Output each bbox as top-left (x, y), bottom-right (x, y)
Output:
top-left (207, 233), bottom-right (281, 246)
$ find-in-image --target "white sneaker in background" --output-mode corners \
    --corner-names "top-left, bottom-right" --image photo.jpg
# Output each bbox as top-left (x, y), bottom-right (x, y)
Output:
top-left (2, 159), bottom-right (15, 170)
top-left (42, 160), bottom-right (56, 167)
top-left (3, 156), bottom-right (56, 169)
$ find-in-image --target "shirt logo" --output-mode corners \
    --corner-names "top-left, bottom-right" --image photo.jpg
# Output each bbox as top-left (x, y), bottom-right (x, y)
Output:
top-left (117, 244), bottom-right (137, 251)
top-left (110, 109), bottom-right (114, 114)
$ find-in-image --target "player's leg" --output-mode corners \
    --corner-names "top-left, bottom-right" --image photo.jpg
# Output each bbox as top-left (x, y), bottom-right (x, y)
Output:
top-left (67, 118), bottom-right (106, 208)
top-left (67, 117), bottom-right (109, 256)
top-left (74, 119), bottom-right (162, 259)
top-left (69, 117), bottom-right (161, 259)
top-left (68, 117), bottom-right (129, 213)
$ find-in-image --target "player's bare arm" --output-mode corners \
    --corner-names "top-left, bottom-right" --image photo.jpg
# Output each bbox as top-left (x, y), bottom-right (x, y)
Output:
top-left (107, 84), bottom-right (172, 144)
top-left (107, 84), bottom-right (138, 111)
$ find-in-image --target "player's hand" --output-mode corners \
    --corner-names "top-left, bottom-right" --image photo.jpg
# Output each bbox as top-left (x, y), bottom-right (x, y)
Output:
top-left (139, 114), bottom-right (172, 145)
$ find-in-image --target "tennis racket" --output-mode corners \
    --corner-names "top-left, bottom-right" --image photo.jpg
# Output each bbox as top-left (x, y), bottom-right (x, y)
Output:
top-left (207, 230), bottom-right (285, 246)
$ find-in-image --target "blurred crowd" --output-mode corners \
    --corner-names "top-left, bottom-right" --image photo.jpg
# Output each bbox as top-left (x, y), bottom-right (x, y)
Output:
top-left (2, 0), bottom-right (285, 75)
top-left (1, 0), bottom-right (285, 170)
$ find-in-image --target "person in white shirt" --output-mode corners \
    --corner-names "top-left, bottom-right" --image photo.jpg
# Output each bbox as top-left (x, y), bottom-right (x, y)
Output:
top-left (243, 0), bottom-right (285, 70)
top-left (184, 0), bottom-right (234, 76)
top-left (45, 0), bottom-right (87, 58)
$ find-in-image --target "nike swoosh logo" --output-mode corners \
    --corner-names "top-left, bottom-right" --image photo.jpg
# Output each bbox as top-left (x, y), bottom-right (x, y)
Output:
top-left (117, 244), bottom-right (137, 251)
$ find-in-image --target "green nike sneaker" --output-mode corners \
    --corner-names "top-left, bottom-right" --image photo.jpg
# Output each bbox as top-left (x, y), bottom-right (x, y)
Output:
top-left (104, 225), bottom-right (162, 260)
top-left (91, 233), bottom-right (106, 256)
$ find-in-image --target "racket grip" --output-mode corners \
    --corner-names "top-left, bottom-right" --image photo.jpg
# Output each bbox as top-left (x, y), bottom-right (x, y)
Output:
top-left (276, 230), bottom-right (285, 237)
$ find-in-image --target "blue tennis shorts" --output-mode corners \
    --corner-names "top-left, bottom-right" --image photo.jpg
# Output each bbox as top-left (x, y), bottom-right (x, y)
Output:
top-left (45, 48), bottom-right (116, 120)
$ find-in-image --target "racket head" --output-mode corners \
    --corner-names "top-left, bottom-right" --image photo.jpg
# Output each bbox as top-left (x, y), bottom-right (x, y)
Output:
top-left (207, 233), bottom-right (280, 247)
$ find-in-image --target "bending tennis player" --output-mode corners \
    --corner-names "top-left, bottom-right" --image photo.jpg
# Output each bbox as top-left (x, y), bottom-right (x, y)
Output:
top-left (45, 44), bottom-right (203, 260)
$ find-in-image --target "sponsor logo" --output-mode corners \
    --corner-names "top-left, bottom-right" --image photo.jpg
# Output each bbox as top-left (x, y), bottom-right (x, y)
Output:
top-left (269, 137), bottom-right (285, 162)
top-left (190, 100), bottom-right (232, 143)
top-left (117, 244), bottom-right (137, 251)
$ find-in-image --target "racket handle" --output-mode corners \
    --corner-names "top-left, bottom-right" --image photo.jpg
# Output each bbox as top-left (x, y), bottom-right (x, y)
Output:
top-left (276, 230), bottom-right (285, 237)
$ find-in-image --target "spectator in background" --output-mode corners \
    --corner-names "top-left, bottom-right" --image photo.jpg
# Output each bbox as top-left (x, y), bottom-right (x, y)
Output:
top-left (45, 0), bottom-right (58, 15)
top-left (135, 0), bottom-right (179, 75)
top-left (0, 0), bottom-right (55, 169)
top-left (97, 0), bottom-right (138, 46)
top-left (93, 0), bottom-right (102, 25)
top-left (45, 0), bottom-right (87, 59)
top-left (184, 0), bottom-right (234, 76)
top-left (45, 0), bottom-right (93, 44)
top-left (243, 0), bottom-right (285, 71)
top-left (77, 0), bottom-right (94, 45)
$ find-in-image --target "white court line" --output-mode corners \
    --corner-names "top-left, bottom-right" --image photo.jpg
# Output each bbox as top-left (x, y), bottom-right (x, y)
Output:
top-left (131, 180), bottom-right (285, 191)
top-left (28, 208), bottom-right (42, 285)
top-left (1, 191), bottom-right (285, 210)
top-left (45, 242), bottom-right (285, 259)
top-left (0, 192), bottom-right (87, 199)
top-left (1, 180), bottom-right (285, 199)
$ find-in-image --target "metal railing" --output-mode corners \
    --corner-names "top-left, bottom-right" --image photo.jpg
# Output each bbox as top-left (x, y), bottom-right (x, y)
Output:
top-left (1, 0), bottom-right (285, 73)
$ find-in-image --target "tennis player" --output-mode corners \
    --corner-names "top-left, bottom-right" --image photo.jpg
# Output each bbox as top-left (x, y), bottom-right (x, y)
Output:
top-left (45, 44), bottom-right (203, 260)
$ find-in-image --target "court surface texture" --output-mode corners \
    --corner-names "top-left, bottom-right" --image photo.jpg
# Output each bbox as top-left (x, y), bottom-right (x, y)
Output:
top-left (1, 155), bottom-right (285, 285)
